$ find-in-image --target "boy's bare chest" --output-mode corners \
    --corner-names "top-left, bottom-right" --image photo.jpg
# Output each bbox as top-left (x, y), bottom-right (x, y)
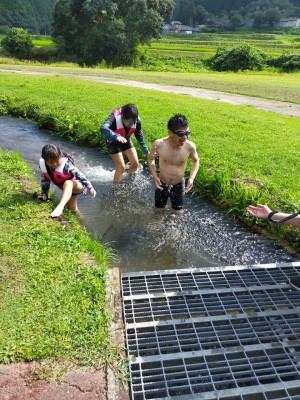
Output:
top-left (160, 147), bottom-right (189, 165)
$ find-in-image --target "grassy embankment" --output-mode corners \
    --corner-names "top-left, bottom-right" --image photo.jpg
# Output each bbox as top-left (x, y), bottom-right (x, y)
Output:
top-left (0, 148), bottom-right (126, 376)
top-left (0, 71), bottom-right (300, 246)
top-left (0, 63), bottom-right (299, 104)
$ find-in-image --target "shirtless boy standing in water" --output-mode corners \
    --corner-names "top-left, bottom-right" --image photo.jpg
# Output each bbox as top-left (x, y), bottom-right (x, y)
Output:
top-left (148, 114), bottom-right (199, 211)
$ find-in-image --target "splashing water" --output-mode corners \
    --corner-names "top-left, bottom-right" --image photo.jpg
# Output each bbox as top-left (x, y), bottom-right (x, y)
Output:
top-left (84, 164), bottom-right (115, 182)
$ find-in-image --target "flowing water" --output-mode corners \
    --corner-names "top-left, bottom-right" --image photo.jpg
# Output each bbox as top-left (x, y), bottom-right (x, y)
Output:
top-left (1, 116), bottom-right (298, 272)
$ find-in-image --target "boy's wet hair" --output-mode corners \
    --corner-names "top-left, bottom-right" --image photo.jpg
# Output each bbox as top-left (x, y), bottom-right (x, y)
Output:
top-left (41, 144), bottom-right (63, 162)
top-left (122, 103), bottom-right (138, 120)
top-left (168, 114), bottom-right (189, 131)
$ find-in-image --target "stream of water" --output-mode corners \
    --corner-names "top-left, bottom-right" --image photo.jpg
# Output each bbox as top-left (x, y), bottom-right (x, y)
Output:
top-left (1, 116), bottom-right (298, 272)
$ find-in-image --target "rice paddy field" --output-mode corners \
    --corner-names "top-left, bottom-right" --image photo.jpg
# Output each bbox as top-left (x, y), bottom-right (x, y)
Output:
top-left (141, 31), bottom-right (300, 71)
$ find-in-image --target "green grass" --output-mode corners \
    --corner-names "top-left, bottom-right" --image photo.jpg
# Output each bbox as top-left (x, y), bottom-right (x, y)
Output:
top-left (0, 63), bottom-right (299, 104)
top-left (32, 39), bottom-right (55, 47)
top-left (0, 148), bottom-right (124, 375)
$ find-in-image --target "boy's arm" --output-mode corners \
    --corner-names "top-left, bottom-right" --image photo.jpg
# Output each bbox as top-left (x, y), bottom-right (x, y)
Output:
top-left (185, 144), bottom-right (200, 193)
top-left (147, 141), bottom-right (163, 189)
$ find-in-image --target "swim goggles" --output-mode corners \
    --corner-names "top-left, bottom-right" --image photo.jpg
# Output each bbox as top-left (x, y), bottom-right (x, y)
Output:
top-left (171, 130), bottom-right (191, 137)
top-left (123, 119), bottom-right (136, 126)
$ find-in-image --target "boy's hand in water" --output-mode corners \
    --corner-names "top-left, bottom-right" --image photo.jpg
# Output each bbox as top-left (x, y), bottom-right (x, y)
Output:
top-left (90, 188), bottom-right (96, 198)
top-left (185, 178), bottom-right (194, 193)
top-left (153, 176), bottom-right (163, 190)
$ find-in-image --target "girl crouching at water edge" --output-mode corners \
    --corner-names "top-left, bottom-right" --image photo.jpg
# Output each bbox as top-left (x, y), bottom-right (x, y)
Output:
top-left (39, 144), bottom-right (96, 218)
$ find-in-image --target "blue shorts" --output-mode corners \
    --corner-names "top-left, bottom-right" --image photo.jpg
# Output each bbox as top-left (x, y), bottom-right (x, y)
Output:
top-left (155, 180), bottom-right (185, 210)
top-left (106, 138), bottom-right (134, 155)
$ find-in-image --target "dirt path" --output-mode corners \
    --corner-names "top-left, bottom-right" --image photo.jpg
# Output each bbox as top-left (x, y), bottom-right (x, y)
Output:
top-left (0, 363), bottom-right (106, 400)
top-left (1, 68), bottom-right (300, 118)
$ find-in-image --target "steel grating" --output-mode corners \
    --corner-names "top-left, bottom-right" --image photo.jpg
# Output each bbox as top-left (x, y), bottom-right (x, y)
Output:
top-left (126, 311), bottom-right (300, 357)
top-left (122, 262), bottom-right (300, 399)
top-left (122, 264), bottom-right (300, 297)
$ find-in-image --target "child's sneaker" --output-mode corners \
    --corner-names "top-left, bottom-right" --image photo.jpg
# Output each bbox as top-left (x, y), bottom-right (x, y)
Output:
top-left (289, 276), bottom-right (300, 290)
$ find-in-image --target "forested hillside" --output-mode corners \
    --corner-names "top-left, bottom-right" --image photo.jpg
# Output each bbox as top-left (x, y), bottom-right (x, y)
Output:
top-left (0, 0), bottom-right (299, 36)
top-left (0, 0), bottom-right (56, 34)
top-left (199, 0), bottom-right (299, 15)
top-left (173, 0), bottom-right (300, 28)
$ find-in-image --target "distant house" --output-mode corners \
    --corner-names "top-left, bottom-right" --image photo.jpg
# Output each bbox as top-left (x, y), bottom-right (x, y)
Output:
top-left (277, 18), bottom-right (300, 28)
top-left (163, 21), bottom-right (198, 34)
top-left (162, 24), bottom-right (173, 34)
top-left (180, 24), bottom-right (193, 34)
top-left (171, 21), bottom-right (182, 33)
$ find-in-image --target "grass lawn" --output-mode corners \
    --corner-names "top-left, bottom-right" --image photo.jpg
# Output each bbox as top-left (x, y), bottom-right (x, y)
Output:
top-left (0, 62), bottom-right (299, 104)
top-left (0, 149), bottom-right (124, 376)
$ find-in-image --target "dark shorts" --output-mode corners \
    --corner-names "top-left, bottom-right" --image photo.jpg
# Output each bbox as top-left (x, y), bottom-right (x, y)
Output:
top-left (155, 180), bottom-right (185, 210)
top-left (71, 190), bottom-right (82, 197)
top-left (106, 138), bottom-right (134, 155)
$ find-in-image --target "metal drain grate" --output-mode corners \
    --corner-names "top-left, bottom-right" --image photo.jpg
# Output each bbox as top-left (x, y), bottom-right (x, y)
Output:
top-left (129, 347), bottom-right (300, 399)
top-left (126, 311), bottom-right (300, 357)
top-left (122, 262), bottom-right (300, 400)
top-left (123, 288), bottom-right (300, 324)
top-left (122, 263), bottom-right (300, 297)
